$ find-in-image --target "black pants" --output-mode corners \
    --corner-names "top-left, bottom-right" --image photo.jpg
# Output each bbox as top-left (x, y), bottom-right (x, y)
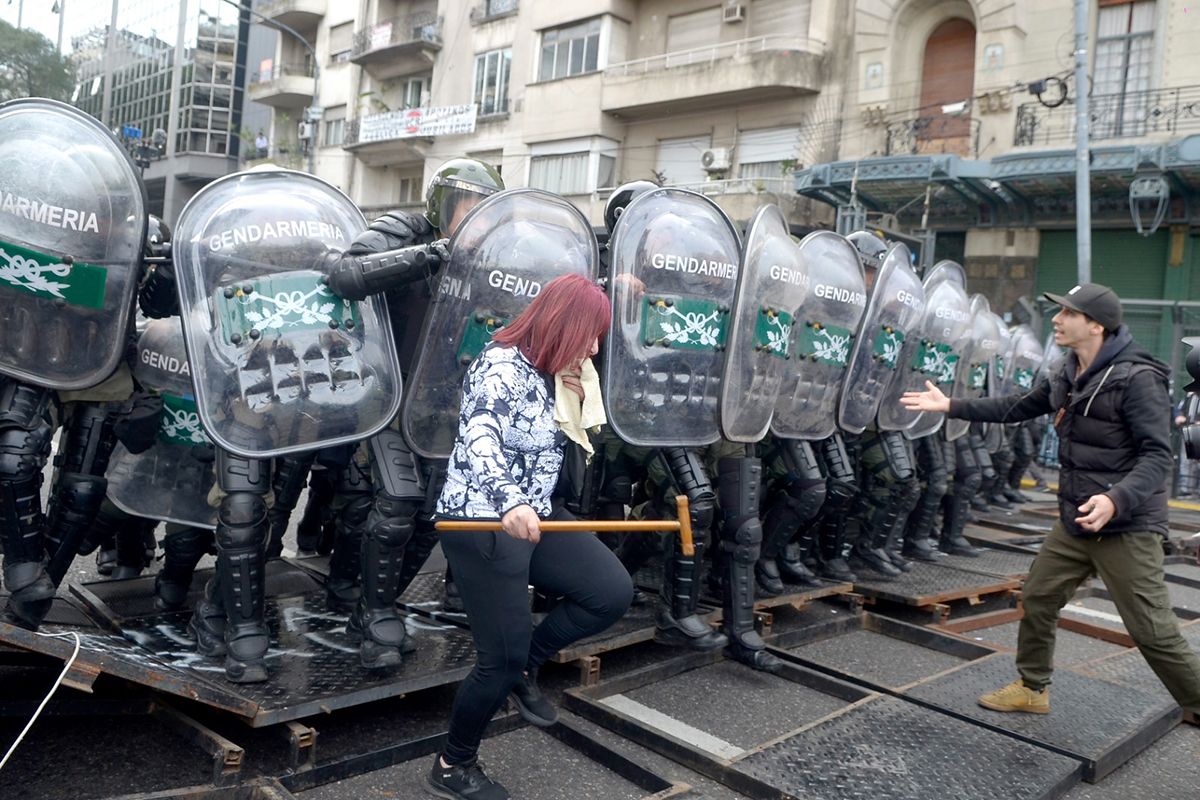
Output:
top-left (440, 508), bottom-right (633, 764)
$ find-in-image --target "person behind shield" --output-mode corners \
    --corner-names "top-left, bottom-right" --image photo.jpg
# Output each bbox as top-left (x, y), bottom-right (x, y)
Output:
top-left (426, 274), bottom-right (633, 800)
top-left (900, 283), bottom-right (1200, 719)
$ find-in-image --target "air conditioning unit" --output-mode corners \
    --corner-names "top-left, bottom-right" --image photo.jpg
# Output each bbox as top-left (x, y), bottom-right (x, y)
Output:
top-left (722, 4), bottom-right (746, 23)
top-left (297, 121), bottom-right (315, 140)
top-left (701, 147), bottom-right (732, 172)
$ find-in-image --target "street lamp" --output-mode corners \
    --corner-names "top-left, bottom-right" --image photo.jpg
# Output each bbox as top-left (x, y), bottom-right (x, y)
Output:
top-left (220, 0), bottom-right (321, 174)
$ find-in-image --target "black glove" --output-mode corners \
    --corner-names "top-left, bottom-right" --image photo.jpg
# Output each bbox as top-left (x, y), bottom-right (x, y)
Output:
top-left (348, 210), bottom-right (432, 255)
top-left (138, 261), bottom-right (180, 319)
top-left (113, 393), bottom-right (164, 454)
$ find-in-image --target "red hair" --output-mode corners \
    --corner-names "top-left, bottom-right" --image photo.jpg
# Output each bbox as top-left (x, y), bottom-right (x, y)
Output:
top-left (491, 273), bottom-right (610, 374)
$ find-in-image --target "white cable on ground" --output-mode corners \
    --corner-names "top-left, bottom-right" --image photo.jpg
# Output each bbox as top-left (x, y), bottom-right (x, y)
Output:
top-left (0, 630), bottom-right (82, 772)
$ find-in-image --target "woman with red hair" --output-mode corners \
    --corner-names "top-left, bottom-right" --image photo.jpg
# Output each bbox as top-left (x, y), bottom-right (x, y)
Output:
top-left (427, 274), bottom-right (632, 800)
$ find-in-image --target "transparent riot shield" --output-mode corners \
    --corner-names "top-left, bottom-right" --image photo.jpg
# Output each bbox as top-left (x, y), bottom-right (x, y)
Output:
top-left (771, 232), bottom-right (867, 441)
top-left (603, 188), bottom-right (741, 448)
top-left (838, 242), bottom-right (924, 435)
top-left (720, 205), bottom-right (808, 443)
top-left (904, 261), bottom-right (972, 440)
top-left (173, 169), bottom-right (399, 459)
top-left (0, 98), bottom-right (146, 390)
top-left (947, 295), bottom-right (1004, 441)
top-left (984, 323), bottom-right (1015, 451)
top-left (108, 317), bottom-right (216, 529)
top-left (403, 189), bottom-right (599, 459)
top-left (1006, 324), bottom-right (1046, 395)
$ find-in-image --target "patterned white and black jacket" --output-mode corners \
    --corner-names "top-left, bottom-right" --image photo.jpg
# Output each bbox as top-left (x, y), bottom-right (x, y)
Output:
top-left (436, 342), bottom-right (564, 520)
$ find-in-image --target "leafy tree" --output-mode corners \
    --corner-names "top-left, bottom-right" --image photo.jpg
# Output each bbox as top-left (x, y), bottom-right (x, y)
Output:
top-left (0, 20), bottom-right (75, 103)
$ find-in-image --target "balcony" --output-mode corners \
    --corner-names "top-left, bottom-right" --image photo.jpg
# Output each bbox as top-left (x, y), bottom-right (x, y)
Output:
top-left (470, 0), bottom-right (518, 25)
top-left (255, 0), bottom-right (325, 31)
top-left (1015, 84), bottom-right (1200, 147)
top-left (343, 116), bottom-right (431, 168)
top-left (350, 13), bottom-right (443, 81)
top-left (885, 115), bottom-right (981, 159)
top-left (247, 63), bottom-right (315, 108)
top-left (601, 36), bottom-right (822, 120)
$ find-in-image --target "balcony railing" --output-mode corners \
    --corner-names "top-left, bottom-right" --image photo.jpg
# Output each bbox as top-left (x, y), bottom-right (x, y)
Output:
top-left (470, 0), bottom-right (518, 24)
top-left (352, 12), bottom-right (442, 58)
top-left (885, 115), bottom-right (981, 158)
top-left (250, 62), bottom-right (314, 85)
top-left (669, 176), bottom-right (795, 195)
top-left (605, 35), bottom-right (815, 77)
top-left (1015, 84), bottom-right (1200, 147)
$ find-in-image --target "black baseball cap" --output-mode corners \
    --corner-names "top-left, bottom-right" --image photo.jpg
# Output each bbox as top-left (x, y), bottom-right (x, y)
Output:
top-left (1043, 283), bottom-right (1122, 332)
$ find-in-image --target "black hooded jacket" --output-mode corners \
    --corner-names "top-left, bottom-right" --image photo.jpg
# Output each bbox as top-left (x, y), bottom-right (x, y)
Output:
top-left (947, 325), bottom-right (1172, 537)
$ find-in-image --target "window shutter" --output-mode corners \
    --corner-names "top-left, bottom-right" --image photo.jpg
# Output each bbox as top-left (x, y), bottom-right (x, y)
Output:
top-left (748, 0), bottom-right (811, 39)
top-left (666, 7), bottom-right (721, 53)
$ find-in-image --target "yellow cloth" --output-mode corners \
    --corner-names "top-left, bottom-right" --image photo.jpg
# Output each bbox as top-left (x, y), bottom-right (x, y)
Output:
top-left (554, 358), bottom-right (606, 459)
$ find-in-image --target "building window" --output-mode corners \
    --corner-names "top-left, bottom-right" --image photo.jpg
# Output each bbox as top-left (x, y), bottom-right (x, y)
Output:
top-left (398, 175), bottom-right (421, 204)
top-left (403, 76), bottom-right (429, 109)
top-left (530, 153), bottom-right (590, 194)
top-left (655, 135), bottom-right (711, 186)
top-left (529, 138), bottom-right (617, 194)
top-left (735, 127), bottom-right (800, 181)
top-left (538, 18), bottom-right (601, 81)
top-left (474, 49), bottom-right (511, 116)
top-left (329, 22), bottom-right (353, 64)
top-left (323, 106), bottom-right (346, 147)
top-left (1093, 0), bottom-right (1155, 138)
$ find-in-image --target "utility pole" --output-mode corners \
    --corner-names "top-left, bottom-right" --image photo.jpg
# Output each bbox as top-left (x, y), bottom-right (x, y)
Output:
top-left (100, 0), bottom-right (118, 128)
top-left (57, 0), bottom-right (67, 54)
top-left (1074, 0), bottom-right (1092, 284)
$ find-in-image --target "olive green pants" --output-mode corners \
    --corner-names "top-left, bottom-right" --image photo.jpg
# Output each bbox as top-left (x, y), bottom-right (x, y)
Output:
top-left (1017, 522), bottom-right (1200, 714)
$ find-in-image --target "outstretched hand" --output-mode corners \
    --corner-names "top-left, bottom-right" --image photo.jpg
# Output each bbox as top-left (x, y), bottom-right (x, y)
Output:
top-left (900, 381), bottom-right (951, 413)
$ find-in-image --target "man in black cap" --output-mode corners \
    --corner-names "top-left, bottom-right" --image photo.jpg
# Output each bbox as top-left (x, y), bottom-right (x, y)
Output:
top-left (902, 282), bottom-right (1200, 718)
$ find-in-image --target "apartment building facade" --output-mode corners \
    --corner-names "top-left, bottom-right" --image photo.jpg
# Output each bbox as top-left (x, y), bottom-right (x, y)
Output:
top-left (249, 0), bottom-right (847, 223)
top-left (250, 0), bottom-right (1200, 367)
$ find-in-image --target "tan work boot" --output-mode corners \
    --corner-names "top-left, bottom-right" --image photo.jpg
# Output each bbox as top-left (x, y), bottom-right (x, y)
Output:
top-left (978, 680), bottom-right (1050, 714)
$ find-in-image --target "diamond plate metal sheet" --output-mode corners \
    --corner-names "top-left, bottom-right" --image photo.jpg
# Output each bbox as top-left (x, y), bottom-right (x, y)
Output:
top-left (789, 630), bottom-right (969, 689)
top-left (964, 621), bottom-right (1129, 665)
top-left (904, 653), bottom-right (1179, 779)
top-left (1073, 620), bottom-right (1200, 699)
top-left (936, 548), bottom-right (1037, 579)
top-left (1059, 727), bottom-right (1200, 800)
top-left (736, 696), bottom-right (1080, 800)
top-left (852, 561), bottom-right (1018, 606)
top-left (117, 591), bottom-right (476, 725)
top-left (625, 660), bottom-right (850, 749)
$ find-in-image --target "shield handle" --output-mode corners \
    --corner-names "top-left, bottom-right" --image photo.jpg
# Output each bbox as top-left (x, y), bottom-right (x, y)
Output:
top-left (436, 496), bottom-right (694, 557)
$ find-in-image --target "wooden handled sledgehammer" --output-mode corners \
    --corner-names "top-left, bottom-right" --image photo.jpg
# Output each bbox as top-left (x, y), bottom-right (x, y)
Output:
top-left (435, 495), bottom-right (695, 556)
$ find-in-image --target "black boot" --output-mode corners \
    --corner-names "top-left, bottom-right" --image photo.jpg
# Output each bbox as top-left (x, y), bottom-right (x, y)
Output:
top-left (777, 541), bottom-right (816, 584)
top-left (718, 457), bottom-right (782, 673)
top-left (157, 527), bottom-right (213, 611)
top-left (189, 576), bottom-right (227, 657)
top-left (348, 505), bottom-right (415, 669)
top-left (656, 535), bottom-right (727, 651)
top-left (1, 458), bottom-right (55, 629)
top-left (266, 452), bottom-right (316, 559)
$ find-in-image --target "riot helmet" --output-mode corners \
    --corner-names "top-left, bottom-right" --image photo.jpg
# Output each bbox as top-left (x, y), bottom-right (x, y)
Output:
top-left (604, 180), bottom-right (658, 234)
top-left (425, 157), bottom-right (504, 235)
top-left (145, 214), bottom-right (172, 259)
top-left (847, 230), bottom-right (888, 289)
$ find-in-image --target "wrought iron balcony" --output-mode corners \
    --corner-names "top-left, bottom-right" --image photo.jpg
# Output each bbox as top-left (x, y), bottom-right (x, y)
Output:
top-left (885, 115), bottom-right (981, 159)
top-left (470, 0), bottom-right (518, 24)
top-left (350, 13), bottom-right (443, 81)
top-left (1015, 84), bottom-right (1200, 147)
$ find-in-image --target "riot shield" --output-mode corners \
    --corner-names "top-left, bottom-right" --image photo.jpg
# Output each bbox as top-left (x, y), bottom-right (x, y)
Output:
top-left (108, 317), bottom-right (216, 529)
top-left (603, 188), bottom-right (740, 448)
top-left (838, 242), bottom-right (924, 435)
top-left (947, 295), bottom-right (1004, 441)
top-left (403, 189), bottom-right (599, 459)
top-left (771, 232), bottom-right (867, 441)
top-left (0, 98), bottom-right (146, 390)
top-left (984, 323), bottom-right (1015, 450)
top-left (1005, 324), bottom-right (1046, 395)
top-left (719, 205), bottom-right (808, 443)
top-left (903, 261), bottom-right (972, 440)
top-left (174, 169), bottom-right (399, 459)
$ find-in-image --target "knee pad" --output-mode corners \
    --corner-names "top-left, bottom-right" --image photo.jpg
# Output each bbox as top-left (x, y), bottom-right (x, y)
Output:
top-left (0, 421), bottom-right (52, 485)
top-left (164, 526), bottom-right (215, 561)
top-left (217, 492), bottom-right (269, 540)
top-left (689, 496), bottom-right (715, 534)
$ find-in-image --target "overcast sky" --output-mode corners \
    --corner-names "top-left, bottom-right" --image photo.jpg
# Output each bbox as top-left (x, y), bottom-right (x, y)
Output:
top-left (1, 0), bottom-right (117, 54)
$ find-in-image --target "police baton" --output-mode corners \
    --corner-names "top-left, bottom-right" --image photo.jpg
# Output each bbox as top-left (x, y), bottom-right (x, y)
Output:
top-left (435, 495), bottom-right (695, 556)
